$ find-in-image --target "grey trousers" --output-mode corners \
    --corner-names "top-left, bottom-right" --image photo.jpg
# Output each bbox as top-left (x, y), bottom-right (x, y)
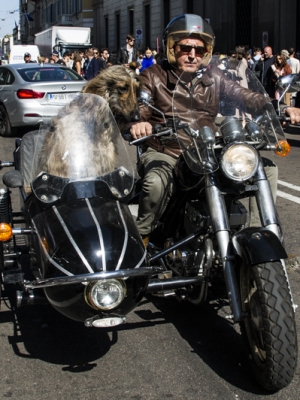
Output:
top-left (136, 148), bottom-right (177, 235)
top-left (136, 148), bottom-right (278, 235)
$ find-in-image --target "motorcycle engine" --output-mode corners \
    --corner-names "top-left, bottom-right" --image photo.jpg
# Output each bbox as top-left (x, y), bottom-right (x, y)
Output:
top-left (164, 238), bottom-right (202, 277)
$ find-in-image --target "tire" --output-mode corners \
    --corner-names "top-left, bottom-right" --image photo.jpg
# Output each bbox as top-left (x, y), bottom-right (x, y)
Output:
top-left (240, 261), bottom-right (297, 391)
top-left (0, 105), bottom-right (12, 137)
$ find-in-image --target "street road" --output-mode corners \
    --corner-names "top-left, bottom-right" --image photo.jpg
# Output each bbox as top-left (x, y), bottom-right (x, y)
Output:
top-left (0, 130), bottom-right (300, 399)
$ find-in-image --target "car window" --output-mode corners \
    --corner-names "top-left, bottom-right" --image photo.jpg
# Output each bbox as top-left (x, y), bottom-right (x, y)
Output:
top-left (17, 67), bottom-right (84, 82)
top-left (0, 68), bottom-right (9, 85)
top-left (6, 71), bottom-right (15, 85)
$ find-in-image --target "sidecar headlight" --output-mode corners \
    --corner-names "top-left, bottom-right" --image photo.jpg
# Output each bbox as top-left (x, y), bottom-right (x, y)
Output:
top-left (85, 279), bottom-right (126, 310)
top-left (220, 143), bottom-right (258, 181)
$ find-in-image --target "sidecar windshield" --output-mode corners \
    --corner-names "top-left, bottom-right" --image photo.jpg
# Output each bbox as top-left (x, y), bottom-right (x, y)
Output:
top-left (172, 55), bottom-right (288, 175)
top-left (22, 93), bottom-right (134, 202)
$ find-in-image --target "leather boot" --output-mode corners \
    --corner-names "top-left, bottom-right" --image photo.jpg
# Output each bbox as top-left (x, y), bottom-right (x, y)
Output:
top-left (141, 235), bottom-right (149, 248)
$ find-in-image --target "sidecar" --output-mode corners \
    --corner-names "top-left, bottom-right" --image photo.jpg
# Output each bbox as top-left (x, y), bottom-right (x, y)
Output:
top-left (0, 94), bottom-right (160, 327)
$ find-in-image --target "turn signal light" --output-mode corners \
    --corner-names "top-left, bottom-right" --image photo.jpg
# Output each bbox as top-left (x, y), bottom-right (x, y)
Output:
top-left (0, 223), bottom-right (13, 241)
top-left (275, 140), bottom-right (291, 157)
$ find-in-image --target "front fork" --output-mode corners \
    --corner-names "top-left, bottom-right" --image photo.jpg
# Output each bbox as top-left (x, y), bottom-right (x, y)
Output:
top-left (205, 174), bottom-right (243, 322)
top-left (253, 158), bottom-right (281, 238)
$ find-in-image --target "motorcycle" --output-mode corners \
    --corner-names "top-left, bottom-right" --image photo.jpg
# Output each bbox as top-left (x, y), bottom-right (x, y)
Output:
top-left (0, 59), bottom-right (298, 391)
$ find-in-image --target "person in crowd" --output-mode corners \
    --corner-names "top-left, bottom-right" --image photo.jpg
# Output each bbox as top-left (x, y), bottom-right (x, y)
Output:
top-left (79, 50), bottom-right (86, 70)
top-left (128, 14), bottom-right (300, 247)
top-left (51, 50), bottom-right (65, 65)
top-left (128, 61), bottom-right (141, 74)
top-left (251, 47), bottom-right (262, 78)
top-left (117, 34), bottom-right (138, 67)
top-left (63, 51), bottom-right (73, 68)
top-left (271, 51), bottom-right (292, 100)
top-left (93, 48), bottom-right (100, 59)
top-left (255, 45), bottom-right (275, 98)
top-left (83, 49), bottom-right (100, 80)
top-left (72, 51), bottom-right (82, 75)
top-left (285, 48), bottom-right (300, 106)
top-left (98, 48), bottom-right (109, 72)
top-left (140, 47), bottom-right (155, 72)
top-left (24, 52), bottom-right (35, 63)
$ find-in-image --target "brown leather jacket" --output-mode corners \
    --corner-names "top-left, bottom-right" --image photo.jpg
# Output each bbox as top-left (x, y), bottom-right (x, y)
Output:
top-left (139, 60), bottom-right (267, 158)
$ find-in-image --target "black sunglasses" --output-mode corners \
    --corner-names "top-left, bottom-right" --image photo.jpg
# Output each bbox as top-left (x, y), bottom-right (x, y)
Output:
top-left (177, 44), bottom-right (206, 56)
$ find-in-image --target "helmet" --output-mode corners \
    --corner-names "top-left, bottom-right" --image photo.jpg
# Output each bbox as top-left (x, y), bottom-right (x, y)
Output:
top-left (163, 14), bottom-right (215, 67)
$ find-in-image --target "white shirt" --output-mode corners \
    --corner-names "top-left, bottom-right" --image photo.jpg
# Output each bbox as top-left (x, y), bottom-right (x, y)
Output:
top-left (288, 57), bottom-right (300, 74)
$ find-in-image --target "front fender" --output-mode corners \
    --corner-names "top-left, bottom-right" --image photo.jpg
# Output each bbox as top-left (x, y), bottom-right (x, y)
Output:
top-left (232, 227), bottom-right (287, 265)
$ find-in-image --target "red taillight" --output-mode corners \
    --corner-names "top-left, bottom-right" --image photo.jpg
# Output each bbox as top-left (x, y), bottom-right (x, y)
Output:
top-left (17, 89), bottom-right (45, 99)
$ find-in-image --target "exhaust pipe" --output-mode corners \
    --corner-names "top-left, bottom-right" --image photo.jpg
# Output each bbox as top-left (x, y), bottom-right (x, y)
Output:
top-left (146, 276), bottom-right (205, 293)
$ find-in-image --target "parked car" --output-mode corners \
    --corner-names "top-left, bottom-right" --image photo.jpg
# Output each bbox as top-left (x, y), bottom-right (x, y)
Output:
top-left (0, 63), bottom-right (86, 136)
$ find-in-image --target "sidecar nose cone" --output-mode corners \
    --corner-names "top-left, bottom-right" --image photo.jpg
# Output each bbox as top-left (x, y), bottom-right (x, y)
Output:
top-left (91, 316), bottom-right (125, 328)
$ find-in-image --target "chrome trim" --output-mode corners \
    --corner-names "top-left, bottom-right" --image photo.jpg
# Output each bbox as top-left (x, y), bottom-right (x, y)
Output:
top-left (116, 201), bottom-right (128, 270)
top-left (85, 198), bottom-right (106, 271)
top-left (53, 205), bottom-right (94, 273)
top-left (31, 219), bottom-right (74, 276)
top-left (135, 249), bottom-right (147, 269)
top-left (24, 266), bottom-right (163, 289)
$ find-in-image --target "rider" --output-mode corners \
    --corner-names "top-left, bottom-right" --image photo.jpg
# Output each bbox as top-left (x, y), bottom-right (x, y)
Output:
top-left (130, 14), bottom-right (300, 246)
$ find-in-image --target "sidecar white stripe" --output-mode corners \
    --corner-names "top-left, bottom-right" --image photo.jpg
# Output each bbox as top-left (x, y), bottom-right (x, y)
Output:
top-left (116, 201), bottom-right (128, 270)
top-left (135, 249), bottom-right (147, 269)
top-left (31, 219), bottom-right (73, 276)
top-left (53, 206), bottom-right (94, 273)
top-left (85, 198), bottom-right (106, 271)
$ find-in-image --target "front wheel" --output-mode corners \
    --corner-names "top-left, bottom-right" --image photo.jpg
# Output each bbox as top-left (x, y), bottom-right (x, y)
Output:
top-left (240, 261), bottom-right (297, 391)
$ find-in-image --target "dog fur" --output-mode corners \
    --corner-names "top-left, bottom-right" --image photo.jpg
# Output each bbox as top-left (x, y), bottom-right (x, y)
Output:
top-left (82, 65), bottom-right (141, 133)
top-left (35, 66), bottom-right (141, 180)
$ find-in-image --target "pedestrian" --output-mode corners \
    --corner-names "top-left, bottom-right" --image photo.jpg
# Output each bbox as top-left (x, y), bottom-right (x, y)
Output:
top-left (51, 50), bottom-right (65, 65)
top-left (140, 47), bottom-right (155, 72)
top-left (272, 51), bottom-right (292, 101)
top-left (117, 34), bottom-right (138, 67)
top-left (255, 45), bottom-right (276, 98)
top-left (98, 48), bottom-right (109, 72)
top-left (24, 52), bottom-right (35, 63)
top-left (72, 51), bottom-right (82, 75)
top-left (83, 49), bottom-right (100, 80)
top-left (252, 47), bottom-right (262, 78)
top-left (63, 51), bottom-right (73, 68)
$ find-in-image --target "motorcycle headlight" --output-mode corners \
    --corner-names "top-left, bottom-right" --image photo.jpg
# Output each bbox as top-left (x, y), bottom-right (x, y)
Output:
top-left (220, 143), bottom-right (258, 181)
top-left (84, 279), bottom-right (126, 310)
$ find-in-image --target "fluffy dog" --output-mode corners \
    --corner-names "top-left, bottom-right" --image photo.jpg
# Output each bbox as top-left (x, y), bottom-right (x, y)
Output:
top-left (34, 66), bottom-right (141, 180)
top-left (82, 65), bottom-right (141, 133)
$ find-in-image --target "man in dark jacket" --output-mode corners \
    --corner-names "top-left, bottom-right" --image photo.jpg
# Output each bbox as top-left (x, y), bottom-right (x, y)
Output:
top-left (98, 48), bottom-right (109, 72)
top-left (83, 49), bottom-right (100, 80)
top-left (129, 14), bottom-right (300, 247)
top-left (117, 34), bottom-right (138, 67)
top-left (255, 46), bottom-right (276, 98)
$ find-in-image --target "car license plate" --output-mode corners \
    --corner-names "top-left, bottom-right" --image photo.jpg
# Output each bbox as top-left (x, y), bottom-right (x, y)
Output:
top-left (48, 93), bottom-right (79, 101)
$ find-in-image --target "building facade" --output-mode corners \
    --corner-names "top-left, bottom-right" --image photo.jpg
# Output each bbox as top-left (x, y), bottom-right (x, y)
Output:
top-left (17, 0), bottom-right (300, 55)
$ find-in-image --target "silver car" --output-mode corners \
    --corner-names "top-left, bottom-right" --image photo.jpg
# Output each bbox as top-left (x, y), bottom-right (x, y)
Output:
top-left (0, 63), bottom-right (87, 136)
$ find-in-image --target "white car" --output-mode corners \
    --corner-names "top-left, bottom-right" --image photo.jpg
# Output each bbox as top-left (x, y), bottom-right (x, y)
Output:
top-left (0, 63), bottom-right (87, 136)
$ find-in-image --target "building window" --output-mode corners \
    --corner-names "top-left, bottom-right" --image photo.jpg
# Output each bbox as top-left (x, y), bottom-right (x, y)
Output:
top-left (144, 4), bottom-right (150, 48)
top-left (129, 7), bottom-right (134, 35)
top-left (236, 0), bottom-right (252, 47)
top-left (105, 16), bottom-right (109, 48)
top-left (116, 13), bottom-right (120, 50)
top-left (163, 0), bottom-right (170, 28)
top-left (186, 0), bottom-right (194, 13)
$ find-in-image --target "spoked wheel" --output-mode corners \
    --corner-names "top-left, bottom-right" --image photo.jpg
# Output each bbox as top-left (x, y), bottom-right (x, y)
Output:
top-left (240, 261), bottom-right (297, 391)
top-left (0, 105), bottom-right (11, 137)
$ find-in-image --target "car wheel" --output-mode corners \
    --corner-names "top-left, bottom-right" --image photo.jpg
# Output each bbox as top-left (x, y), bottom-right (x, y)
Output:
top-left (0, 105), bottom-right (12, 137)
